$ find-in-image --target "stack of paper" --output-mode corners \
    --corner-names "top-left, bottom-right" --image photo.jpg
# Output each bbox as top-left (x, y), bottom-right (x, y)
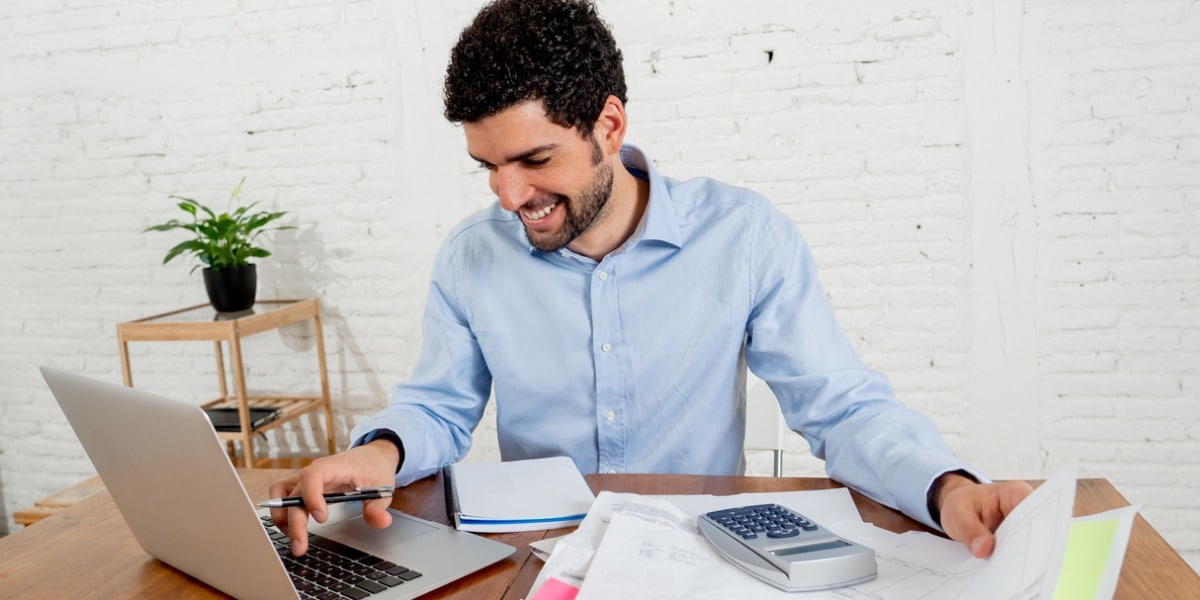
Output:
top-left (528, 462), bottom-right (1138, 600)
top-left (444, 456), bottom-right (596, 533)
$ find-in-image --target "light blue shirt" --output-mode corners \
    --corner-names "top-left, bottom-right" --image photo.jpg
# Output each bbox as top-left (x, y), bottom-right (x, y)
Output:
top-left (353, 145), bottom-right (977, 528)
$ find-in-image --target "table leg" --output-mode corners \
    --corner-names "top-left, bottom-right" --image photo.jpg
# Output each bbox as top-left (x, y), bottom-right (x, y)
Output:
top-left (118, 337), bottom-right (133, 387)
top-left (313, 309), bottom-right (337, 456)
top-left (214, 341), bottom-right (228, 402)
top-left (228, 335), bottom-right (255, 469)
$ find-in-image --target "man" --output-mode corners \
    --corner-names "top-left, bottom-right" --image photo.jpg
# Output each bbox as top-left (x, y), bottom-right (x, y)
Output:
top-left (271, 0), bottom-right (1032, 561)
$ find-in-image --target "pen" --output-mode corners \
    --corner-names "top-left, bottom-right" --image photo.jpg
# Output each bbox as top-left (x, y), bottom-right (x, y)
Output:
top-left (258, 486), bottom-right (394, 509)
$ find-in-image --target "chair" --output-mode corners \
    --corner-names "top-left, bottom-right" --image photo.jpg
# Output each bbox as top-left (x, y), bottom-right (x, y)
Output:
top-left (744, 374), bottom-right (787, 477)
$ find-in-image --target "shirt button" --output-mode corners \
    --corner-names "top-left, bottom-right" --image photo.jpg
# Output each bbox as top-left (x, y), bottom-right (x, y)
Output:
top-left (605, 410), bottom-right (616, 422)
top-left (598, 271), bottom-right (608, 281)
top-left (601, 343), bottom-right (612, 352)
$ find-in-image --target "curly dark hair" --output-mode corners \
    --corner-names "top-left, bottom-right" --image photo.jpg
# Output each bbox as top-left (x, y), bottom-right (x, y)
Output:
top-left (443, 0), bottom-right (627, 137)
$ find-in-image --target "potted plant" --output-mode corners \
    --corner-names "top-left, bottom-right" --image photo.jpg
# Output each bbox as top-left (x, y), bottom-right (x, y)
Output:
top-left (144, 178), bottom-right (293, 313)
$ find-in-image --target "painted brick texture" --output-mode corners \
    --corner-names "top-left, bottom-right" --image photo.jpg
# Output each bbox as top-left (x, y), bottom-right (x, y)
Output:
top-left (1, 0), bottom-right (1196, 573)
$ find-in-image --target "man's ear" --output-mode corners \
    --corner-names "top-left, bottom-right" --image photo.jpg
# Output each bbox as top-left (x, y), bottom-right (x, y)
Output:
top-left (591, 95), bottom-right (627, 156)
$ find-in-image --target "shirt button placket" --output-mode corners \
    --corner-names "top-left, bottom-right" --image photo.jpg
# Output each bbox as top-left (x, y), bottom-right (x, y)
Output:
top-left (593, 263), bottom-right (623, 474)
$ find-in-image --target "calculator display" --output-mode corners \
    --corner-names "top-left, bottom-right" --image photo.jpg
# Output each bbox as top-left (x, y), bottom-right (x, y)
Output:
top-left (772, 539), bottom-right (850, 556)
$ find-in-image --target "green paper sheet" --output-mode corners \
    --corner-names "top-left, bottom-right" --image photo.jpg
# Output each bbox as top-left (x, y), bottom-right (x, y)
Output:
top-left (1052, 518), bottom-right (1119, 600)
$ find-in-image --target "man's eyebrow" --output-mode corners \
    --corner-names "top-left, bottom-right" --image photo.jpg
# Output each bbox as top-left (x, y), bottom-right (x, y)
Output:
top-left (470, 143), bottom-right (559, 166)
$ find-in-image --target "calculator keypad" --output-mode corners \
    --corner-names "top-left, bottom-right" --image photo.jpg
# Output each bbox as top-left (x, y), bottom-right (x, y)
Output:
top-left (705, 504), bottom-right (822, 542)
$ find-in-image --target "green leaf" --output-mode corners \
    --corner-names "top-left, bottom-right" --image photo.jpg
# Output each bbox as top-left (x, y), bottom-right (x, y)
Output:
top-left (162, 240), bottom-right (206, 264)
top-left (196, 221), bottom-right (219, 239)
top-left (146, 177), bottom-right (291, 274)
top-left (197, 202), bottom-right (217, 221)
top-left (143, 219), bottom-right (185, 233)
top-left (231, 203), bottom-right (255, 222)
top-left (243, 212), bottom-right (273, 233)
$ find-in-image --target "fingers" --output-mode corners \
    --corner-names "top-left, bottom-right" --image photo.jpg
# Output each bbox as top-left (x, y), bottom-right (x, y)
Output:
top-left (997, 480), bottom-right (1035, 514)
top-left (362, 496), bottom-right (394, 530)
top-left (286, 505), bottom-right (311, 556)
top-left (966, 529), bottom-right (995, 558)
top-left (297, 467), bottom-right (331, 524)
top-left (266, 472), bottom-right (314, 556)
top-left (940, 480), bottom-right (1035, 559)
top-left (265, 446), bottom-right (400, 556)
top-left (267, 474), bottom-right (300, 532)
top-left (946, 498), bottom-right (996, 559)
top-left (281, 462), bottom-right (337, 557)
top-left (952, 515), bottom-right (997, 558)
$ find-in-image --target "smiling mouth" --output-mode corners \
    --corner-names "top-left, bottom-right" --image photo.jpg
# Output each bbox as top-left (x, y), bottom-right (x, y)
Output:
top-left (521, 200), bottom-right (559, 221)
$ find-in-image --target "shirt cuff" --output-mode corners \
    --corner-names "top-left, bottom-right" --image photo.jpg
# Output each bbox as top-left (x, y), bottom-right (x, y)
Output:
top-left (919, 465), bottom-right (992, 531)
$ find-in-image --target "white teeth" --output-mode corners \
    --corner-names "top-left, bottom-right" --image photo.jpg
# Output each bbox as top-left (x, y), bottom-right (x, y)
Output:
top-left (522, 202), bottom-right (555, 220)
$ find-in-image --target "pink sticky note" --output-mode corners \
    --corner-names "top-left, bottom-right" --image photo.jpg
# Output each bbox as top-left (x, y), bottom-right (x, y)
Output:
top-left (529, 577), bottom-right (580, 600)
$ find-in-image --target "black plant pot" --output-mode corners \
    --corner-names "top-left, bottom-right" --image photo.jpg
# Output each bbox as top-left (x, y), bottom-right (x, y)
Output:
top-left (203, 265), bottom-right (257, 313)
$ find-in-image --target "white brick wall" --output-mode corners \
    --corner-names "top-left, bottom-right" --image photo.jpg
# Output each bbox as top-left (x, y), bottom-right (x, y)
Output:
top-left (1, 0), bottom-right (1196, 574)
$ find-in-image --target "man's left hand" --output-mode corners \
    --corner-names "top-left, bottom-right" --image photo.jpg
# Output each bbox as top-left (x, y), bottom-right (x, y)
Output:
top-left (936, 474), bottom-right (1034, 558)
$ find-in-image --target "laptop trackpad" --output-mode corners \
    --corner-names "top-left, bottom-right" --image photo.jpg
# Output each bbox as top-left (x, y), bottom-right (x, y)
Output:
top-left (314, 507), bottom-right (437, 555)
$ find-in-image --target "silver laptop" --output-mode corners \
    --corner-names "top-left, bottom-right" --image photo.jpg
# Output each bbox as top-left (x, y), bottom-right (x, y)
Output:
top-left (41, 366), bottom-right (515, 600)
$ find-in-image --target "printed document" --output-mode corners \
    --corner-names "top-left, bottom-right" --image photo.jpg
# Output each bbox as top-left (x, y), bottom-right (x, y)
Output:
top-left (532, 463), bottom-right (1125, 600)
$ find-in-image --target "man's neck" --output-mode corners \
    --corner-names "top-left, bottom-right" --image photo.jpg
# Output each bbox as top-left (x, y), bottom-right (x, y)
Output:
top-left (567, 159), bottom-right (650, 261)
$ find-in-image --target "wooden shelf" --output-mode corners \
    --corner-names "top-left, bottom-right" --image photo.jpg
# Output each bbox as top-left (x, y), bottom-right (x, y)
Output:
top-left (117, 298), bottom-right (336, 468)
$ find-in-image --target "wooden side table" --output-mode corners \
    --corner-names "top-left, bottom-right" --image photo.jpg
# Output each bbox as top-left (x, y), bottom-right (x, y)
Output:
top-left (13, 475), bottom-right (106, 527)
top-left (116, 298), bottom-right (336, 468)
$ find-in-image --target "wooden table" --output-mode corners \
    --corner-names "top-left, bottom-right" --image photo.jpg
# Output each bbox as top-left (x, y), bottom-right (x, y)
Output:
top-left (11, 474), bottom-right (106, 527)
top-left (117, 299), bottom-right (336, 467)
top-left (0, 471), bottom-right (1195, 599)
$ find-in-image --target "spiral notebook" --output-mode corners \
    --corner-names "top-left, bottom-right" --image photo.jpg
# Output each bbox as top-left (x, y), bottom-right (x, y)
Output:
top-left (442, 456), bottom-right (596, 533)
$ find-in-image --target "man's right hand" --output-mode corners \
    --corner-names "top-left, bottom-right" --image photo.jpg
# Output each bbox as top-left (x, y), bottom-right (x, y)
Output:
top-left (267, 439), bottom-right (401, 556)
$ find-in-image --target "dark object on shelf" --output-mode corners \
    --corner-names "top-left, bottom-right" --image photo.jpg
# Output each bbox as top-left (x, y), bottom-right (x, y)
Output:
top-left (204, 406), bottom-right (280, 432)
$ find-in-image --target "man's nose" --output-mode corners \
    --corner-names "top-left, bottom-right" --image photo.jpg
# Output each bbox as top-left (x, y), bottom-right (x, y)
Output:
top-left (493, 168), bottom-right (533, 212)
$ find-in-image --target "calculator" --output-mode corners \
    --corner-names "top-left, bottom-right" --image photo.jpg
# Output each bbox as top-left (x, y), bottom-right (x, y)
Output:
top-left (697, 503), bottom-right (876, 592)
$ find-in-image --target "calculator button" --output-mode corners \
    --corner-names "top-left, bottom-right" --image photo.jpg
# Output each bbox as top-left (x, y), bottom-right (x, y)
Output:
top-left (767, 529), bottom-right (799, 538)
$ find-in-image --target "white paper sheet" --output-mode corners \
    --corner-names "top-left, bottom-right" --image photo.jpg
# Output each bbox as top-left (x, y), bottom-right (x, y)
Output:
top-left (532, 463), bottom-right (1085, 600)
top-left (530, 534), bottom-right (566, 562)
top-left (530, 488), bottom-right (861, 597)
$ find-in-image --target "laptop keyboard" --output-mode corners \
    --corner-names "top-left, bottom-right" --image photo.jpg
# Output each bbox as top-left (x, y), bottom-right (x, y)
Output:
top-left (261, 516), bottom-right (423, 600)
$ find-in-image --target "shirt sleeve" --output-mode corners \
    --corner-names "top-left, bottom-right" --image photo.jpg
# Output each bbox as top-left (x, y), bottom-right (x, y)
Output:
top-left (742, 200), bottom-right (983, 530)
top-left (350, 235), bottom-right (492, 486)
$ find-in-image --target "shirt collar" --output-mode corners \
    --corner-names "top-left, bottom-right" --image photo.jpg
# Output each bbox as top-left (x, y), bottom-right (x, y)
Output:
top-left (619, 144), bottom-right (682, 249)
